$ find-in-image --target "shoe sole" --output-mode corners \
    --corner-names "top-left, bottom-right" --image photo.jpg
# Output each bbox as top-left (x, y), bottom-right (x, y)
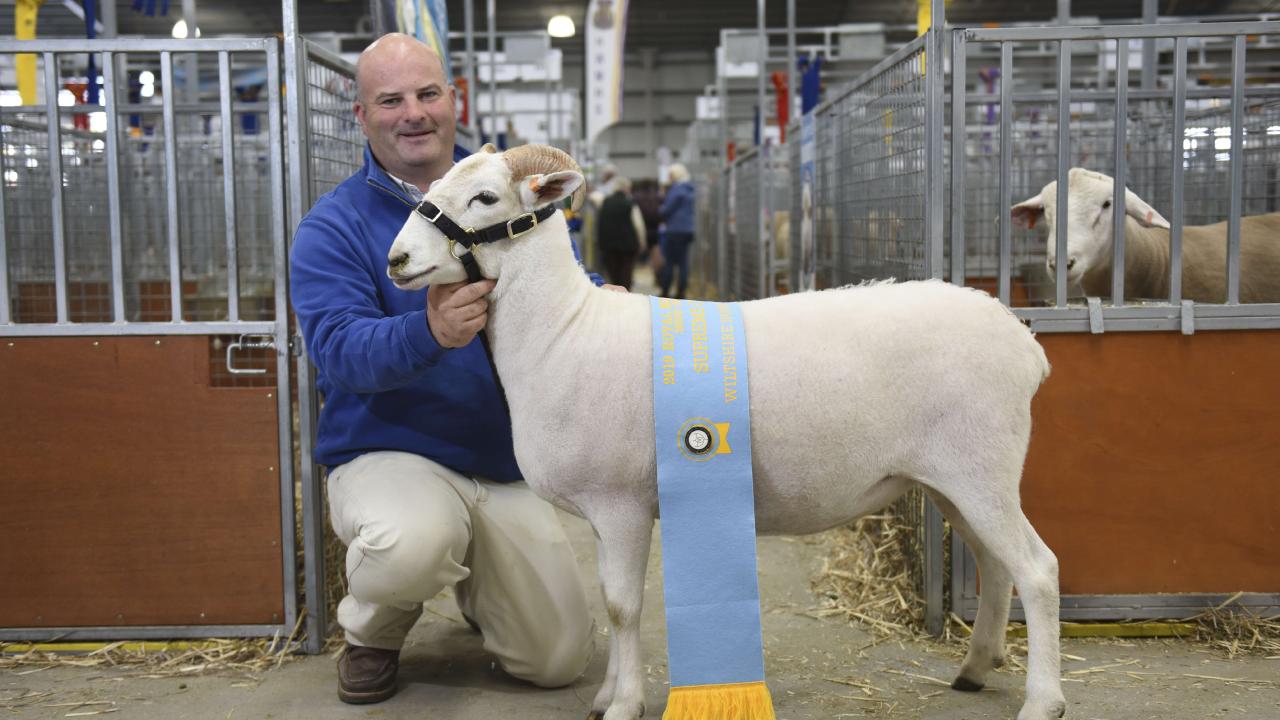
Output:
top-left (337, 684), bottom-right (396, 705)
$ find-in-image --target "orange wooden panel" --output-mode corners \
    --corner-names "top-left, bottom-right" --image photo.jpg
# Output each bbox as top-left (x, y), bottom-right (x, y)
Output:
top-left (1022, 331), bottom-right (1280, 595)
top-left (0, 336), bottom-right (284, 627)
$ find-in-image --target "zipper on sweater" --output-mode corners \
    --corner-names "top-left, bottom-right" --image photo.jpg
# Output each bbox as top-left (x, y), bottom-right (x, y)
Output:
top-left (366, 177), bottom-right (416, 207)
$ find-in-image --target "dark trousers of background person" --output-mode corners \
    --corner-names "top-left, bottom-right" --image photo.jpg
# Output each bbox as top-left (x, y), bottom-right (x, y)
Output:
top-left (602, 250), bottom-right (635, 290)
top-left (658, 232), bottom-right (694, 299)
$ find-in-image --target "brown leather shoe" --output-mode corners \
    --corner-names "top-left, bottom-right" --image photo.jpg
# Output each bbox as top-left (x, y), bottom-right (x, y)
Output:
top-left (337, 644), bottom-right (400, 704)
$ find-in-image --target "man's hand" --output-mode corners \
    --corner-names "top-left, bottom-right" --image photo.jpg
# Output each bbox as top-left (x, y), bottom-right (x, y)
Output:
top-left (427, 280), bottom-right (497, 348)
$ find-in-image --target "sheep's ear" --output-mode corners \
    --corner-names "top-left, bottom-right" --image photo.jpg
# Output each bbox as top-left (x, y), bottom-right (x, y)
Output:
top-left (480, 143), bottom-right (498, 154)
top-left (1011, 194), bottom-right (1046, 229)
top-left (518, 171), bottom-right (585, 210)
top-left (1124, 188), bottom-right (1170, 229)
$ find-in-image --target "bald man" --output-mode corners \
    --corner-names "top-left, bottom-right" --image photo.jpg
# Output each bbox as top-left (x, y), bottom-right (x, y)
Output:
top-left (289, 34), bottom-right (595, 704)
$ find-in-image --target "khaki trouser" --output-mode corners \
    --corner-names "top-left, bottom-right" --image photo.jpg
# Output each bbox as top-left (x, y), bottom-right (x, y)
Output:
top-left (327, 451), bottom-right (593, 688)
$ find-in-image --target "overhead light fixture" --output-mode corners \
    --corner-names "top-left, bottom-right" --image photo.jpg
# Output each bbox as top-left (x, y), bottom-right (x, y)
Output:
top-left (547, 14), bottom-right (575, 38)
top-left (171, 19), bottom-right (201, 39)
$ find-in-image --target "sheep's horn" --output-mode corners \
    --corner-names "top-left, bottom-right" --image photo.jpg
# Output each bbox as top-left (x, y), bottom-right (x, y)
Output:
top-left (503, 144), bottom-right (586, 211)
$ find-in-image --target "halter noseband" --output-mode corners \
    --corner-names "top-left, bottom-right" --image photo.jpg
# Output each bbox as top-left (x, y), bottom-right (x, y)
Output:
top-left (414, 200), bottom-right (558, 283)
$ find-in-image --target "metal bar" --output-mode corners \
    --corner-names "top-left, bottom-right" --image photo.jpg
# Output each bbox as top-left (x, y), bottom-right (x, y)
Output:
top-left (1170, 38), bottom-right (1186, 305)
top-left (757, 0), bottom-right (767, 299)
top-left (219, 51), bottom-right (240, 322)
top-left (42, 52), bottom-right (70, 324)
top-left (925, 2), bottom-right (945, 281)
top-left (0, 624), bottom-right (294, 642)
top-left (265, 37), bottom-right (300, 650)
top-left (0, 321), bottom-right (278, 337)
top-left (998, 43), bottom-right (1013, 305)
top-left (160, 52), bottom-right (182, 322)
top-left (0, 38), bottom-right (275, 52)
top-left (963, 86), bottom-right (1280, 103)
top-left (1111, 39), bottom-right (1128, 306)
top-left (1055, 40), bottom-right (1071, 308)
top-left (465, 0), bottom-right (476, 135)
top-left (963, 20), bottom-right (1280, 42)
top-left (282, 0), bottom-right (325, 656)
top-left (1226, 34), bottom-right (1245, 305)
top-left (787, 0), bottom-right (796, 136)
top-left (103, 51), bottom-right (126, 323)
top-left (1141, 0), bottom-right (1156, 90)
top-left (0, 112), bottom-right (9, 324)
top-left (949, 31), bottom-right (966, 286)
top-left (486, 0), bottom-right (496, 142)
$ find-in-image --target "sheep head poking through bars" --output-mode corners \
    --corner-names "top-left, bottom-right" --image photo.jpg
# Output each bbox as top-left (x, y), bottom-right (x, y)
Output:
top-left (386, 143), bottom-right (586, 289)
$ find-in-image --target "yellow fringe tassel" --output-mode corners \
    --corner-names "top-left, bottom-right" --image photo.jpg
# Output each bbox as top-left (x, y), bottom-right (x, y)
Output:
top-left (662, 681), bottom-right (776, 720)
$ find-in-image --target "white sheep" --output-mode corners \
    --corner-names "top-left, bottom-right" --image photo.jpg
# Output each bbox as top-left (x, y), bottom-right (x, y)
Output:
top-left (386, 144), bottom-right (1064, 720)
top-left (1012, 168), bottom-right (1280, 303)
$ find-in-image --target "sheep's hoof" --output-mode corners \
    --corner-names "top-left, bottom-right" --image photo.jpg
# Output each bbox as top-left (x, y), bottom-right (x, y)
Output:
top-left (586, 712), bottom-right (605, 720)
top-left (1016, 698), bottom-right (1067, 720)
top-left (951, 675), bottom-right (985, 692)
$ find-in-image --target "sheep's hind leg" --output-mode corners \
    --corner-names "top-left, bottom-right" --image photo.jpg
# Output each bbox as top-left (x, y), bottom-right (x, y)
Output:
top-left (929, 483), bottom-right (1064, 720)
top-left (585, 510), bottom-right (653, 720)
top-left (925, 489), bottom-right (1013, 691)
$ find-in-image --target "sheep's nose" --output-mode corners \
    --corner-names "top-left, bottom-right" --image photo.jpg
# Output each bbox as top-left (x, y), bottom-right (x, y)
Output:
top-left (1066, 257), bottom-right (1077, 270)
top-left (389, 251), bottom-right (410, 271)
top-left (1047, 257), bottom-right (1056, 270)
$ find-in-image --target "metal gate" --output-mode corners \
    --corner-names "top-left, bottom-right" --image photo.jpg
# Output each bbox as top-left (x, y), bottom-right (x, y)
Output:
top-left (0, 37), bottom-right (296, 641)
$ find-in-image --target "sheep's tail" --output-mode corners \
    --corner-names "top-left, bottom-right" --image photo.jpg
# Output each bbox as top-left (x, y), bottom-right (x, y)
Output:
top-left (503, 143), bottom-right (587, 211)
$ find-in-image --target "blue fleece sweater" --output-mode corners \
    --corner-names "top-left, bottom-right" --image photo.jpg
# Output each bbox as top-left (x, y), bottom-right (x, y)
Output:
top-left (289, 145), bottom-right (598, 480)
top-left (660, 180), bottom-right (696, 235)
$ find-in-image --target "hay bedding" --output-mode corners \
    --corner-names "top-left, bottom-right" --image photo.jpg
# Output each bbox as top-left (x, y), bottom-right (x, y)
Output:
top-left (812, 512), bottom-right (1280, 657)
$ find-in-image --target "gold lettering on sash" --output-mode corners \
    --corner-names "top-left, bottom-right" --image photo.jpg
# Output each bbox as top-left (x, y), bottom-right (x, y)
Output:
top-left (718, 304), bottom-right (738, 403)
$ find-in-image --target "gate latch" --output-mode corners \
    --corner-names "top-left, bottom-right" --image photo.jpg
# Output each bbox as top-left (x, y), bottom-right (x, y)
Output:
top-left (226, 334), bottom-right (276, 375)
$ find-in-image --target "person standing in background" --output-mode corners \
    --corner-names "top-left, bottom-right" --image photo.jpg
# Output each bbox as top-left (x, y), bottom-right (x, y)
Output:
top-left (596, 177), bottom-right (646, 290)
top-left (658, 163), bottom-right (696, 299)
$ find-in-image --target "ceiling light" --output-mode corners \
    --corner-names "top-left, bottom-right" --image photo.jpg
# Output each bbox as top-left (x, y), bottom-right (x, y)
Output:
top-left (547, 14), bottom-right (575, 38)
top-left (171, 19), bottom-right (201, 39)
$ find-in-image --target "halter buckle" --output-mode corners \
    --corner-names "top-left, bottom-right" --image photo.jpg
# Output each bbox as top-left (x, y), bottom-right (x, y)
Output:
top-left (420, 202), bottom-right (444, 223)
top-left (507, 212), bottom-right (538, 239)
top-left (449, 238), bottom-right (473, 260)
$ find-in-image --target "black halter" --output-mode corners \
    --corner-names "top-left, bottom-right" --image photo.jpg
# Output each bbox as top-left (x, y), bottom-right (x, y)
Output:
top-left (411, 199), bottom-right (557, 415)
top-left (414, 200), bottom-right (557, 284)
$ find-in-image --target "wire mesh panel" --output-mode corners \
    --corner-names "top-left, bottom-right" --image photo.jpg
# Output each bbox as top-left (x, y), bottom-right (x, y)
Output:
top-left (829, 37), bottom-right (929, 284)
top-left (730, 149), bottom-right (762, 299)
top-left (301, 41), bottom-right (363, 204)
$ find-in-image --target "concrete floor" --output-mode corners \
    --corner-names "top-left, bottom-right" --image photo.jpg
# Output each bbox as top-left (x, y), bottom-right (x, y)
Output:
top-left (4, 510), bottom-right (1278, 720)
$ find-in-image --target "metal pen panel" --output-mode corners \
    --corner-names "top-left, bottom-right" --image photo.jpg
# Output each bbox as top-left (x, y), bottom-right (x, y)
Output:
top-left (949, 31), bottom-right (966, 286)
top-left (42, 52), bottom-right (68, 324)
top-left (1054, 40), bottom-right (1071, 308)
top-left (219, 51), bottom-right (241, 322)
top-left (1170, 38), bottom-right (1187, 305)
top-left (1111, 39), bottom-right (1129, 306)
top-left (103, 51), bottom-right (126, 322)
top-left (160, 51), bottom-right (182, 321)
top-left (1226, 35), bottom-right (1245, 305)
top-left (999, 43), bottom-right (1013, 305)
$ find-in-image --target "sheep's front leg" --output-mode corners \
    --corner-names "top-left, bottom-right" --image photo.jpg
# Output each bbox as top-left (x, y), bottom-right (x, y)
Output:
top-left (585, 511), bottom-right (654, 720)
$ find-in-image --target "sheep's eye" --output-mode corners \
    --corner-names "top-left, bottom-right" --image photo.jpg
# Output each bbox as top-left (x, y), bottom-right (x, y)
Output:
top-left (1101, 199), bottom-right (1112, 210)
top-left (470, 191), bottom-right (499, 207)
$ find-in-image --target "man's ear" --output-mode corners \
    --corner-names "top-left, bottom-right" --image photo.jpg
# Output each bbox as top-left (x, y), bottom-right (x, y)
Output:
top-left (518, 171), bottom-right (585, 210)
top-left (1011, 194), bottom-right (1046, 230)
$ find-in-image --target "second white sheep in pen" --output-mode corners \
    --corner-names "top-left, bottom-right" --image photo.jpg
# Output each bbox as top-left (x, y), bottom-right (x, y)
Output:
top-left (386, 144), bottom-right (1064, 720)
top-left (1013, 167), bottom-right (1280, 303)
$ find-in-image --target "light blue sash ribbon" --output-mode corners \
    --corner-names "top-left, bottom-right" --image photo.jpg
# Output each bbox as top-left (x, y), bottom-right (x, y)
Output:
top-left (650, 296), bottom-right (765, 687)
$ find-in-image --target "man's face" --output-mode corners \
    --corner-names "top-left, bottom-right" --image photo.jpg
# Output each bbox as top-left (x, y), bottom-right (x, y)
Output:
top-left (354, 43), bottom-right (457, 185)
